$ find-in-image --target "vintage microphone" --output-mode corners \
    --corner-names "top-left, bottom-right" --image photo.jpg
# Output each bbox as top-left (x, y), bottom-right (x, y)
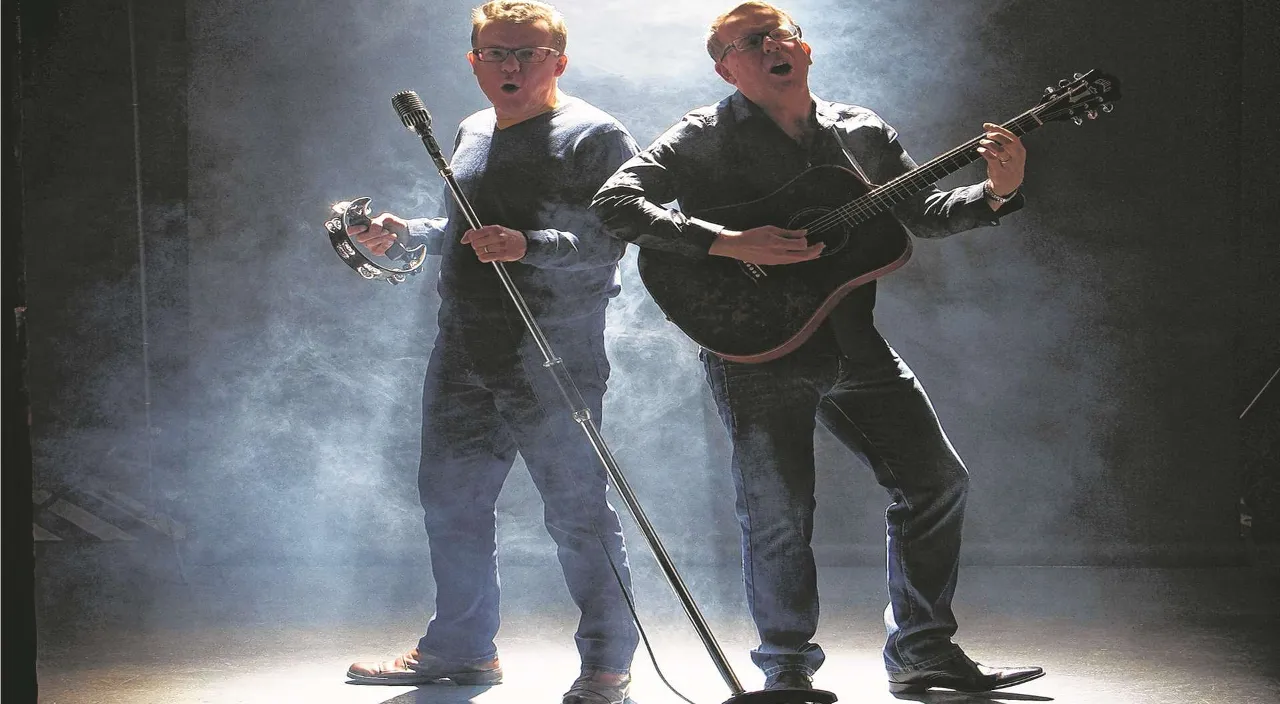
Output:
top-left (390, 90), bottom-right (835, 704)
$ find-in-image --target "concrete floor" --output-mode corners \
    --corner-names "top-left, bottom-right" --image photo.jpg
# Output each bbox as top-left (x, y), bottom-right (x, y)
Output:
top-left (30, 547), bottom-right (1280, 704)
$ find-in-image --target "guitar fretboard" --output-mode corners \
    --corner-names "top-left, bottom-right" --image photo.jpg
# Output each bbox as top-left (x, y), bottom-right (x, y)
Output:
top-left (813, 108), bottom-right (1048, 232)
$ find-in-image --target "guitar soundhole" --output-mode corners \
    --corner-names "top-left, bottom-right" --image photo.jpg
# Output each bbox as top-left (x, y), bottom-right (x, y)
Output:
top-left (790, 207), bottom-right (848, 257)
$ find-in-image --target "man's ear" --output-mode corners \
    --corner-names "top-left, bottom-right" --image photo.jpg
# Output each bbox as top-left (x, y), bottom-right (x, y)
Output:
top-left (801, 40), bottom-right (813, 65)
top-left (714, 61), bottom-right (738, 86)
top-left (553, 53), bottom-right (568, 77)
top-left (467, 50), bottom-right (478, 70)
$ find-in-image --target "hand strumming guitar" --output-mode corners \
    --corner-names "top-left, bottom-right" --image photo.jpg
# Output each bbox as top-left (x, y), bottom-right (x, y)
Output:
top-left (709, 225), bottom-right (825, 265)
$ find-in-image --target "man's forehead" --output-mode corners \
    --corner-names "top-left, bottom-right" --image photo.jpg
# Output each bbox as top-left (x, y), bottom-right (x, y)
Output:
top-left (718, 8), bottom-right (787, 38)
top-left (475, 19), bottom-right (552, 44)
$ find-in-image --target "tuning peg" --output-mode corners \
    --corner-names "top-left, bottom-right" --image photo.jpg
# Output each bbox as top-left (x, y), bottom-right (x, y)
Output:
top-left (1073, 72), bottom-right (1084, 80)
top-left (1071, 115), bottom-right (1084, 126)
top-left (1101, 103), bottom-right (1115, 113)
top-left (1059, 78), bottom-right (1069, 87)
top-left (1045, 86), bottom-right (1055, 95)
top-left (1085, 109), bottom-right (1098, 120)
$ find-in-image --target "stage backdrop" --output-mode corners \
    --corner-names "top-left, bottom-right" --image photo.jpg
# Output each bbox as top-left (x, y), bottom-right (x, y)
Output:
top-left (22, 0), bottom-right (1276, 574)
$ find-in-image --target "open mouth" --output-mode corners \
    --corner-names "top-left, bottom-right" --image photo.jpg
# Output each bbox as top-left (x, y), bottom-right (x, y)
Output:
top-left (769, 63), bottom-right (793, 76)
top-left (501, 83), bottom-right (520, 93)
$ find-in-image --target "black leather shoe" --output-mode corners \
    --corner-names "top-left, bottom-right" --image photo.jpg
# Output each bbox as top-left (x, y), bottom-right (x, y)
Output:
top-left (764, 670), bottom-right (813, 690)
top-left (887, 655), bottom-right (1044, 694)
top-left (562, 668), bottom-right (630, 704)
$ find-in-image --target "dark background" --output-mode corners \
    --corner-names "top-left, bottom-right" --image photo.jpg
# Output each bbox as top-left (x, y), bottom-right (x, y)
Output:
top-left (11, 0), bottom-right (1279, 589)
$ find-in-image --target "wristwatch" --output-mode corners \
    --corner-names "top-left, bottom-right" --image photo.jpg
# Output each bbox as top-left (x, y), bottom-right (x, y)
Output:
top-left (983, 179), bottom-right (1019, 206)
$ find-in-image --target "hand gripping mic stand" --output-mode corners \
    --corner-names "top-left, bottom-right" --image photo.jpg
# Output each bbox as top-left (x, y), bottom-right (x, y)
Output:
top-left (389, 91), bottom-right (835, 704)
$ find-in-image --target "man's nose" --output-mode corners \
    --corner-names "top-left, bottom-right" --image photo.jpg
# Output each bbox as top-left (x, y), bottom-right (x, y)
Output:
top-left (762, 36), bottom-right (782, 52)
top-left (500, 53), bottom-right (522, 71)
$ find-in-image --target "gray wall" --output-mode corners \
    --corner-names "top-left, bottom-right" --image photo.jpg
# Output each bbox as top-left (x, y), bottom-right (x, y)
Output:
top-left (25, 0), bottom-right (1270, 570)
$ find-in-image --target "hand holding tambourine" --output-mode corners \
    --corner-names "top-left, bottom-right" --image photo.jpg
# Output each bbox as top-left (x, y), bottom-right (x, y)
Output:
top-left (323, 196), bottom-right (426, 284)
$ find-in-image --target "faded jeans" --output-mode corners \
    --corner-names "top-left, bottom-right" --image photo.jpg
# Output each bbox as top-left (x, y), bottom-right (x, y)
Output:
top-left (701, 323), bottom-right (970, 677)
top-left (415, 308), bottom-right (638, 673)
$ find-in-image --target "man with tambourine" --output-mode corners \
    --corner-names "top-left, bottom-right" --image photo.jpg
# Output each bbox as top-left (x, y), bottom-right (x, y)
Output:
top-left (341, 3), bottom-right (641, 703)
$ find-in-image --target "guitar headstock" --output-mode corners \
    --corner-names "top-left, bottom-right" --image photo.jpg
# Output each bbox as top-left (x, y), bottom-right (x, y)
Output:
top-left (1035, 70), bottom-right (1121, 125)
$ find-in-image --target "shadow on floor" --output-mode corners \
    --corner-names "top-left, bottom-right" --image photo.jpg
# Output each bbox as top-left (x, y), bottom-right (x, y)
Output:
top-left (371, 684), bottom-right (495, 704)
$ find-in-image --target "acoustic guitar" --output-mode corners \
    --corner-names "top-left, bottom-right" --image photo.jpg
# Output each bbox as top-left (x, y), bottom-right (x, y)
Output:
top-left (637, 70), bottom-right (1121, 363)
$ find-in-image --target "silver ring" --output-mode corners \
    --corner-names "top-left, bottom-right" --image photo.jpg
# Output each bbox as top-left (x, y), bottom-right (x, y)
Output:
top-left (483, 245), bottom-right (491, 253)
top-left (998, 156), bottom-right (1010, 164)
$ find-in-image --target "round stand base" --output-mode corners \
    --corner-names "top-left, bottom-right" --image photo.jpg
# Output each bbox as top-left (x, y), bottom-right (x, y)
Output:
top-left (721, 688), bottom-right (838, 704)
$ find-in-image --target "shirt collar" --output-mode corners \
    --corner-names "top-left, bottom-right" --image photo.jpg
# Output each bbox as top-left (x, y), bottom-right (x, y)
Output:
top-left (727, 90), bottom-right (841, 129)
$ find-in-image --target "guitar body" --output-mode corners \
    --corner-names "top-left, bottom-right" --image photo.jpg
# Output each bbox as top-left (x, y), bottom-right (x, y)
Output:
top-left (637, 165), bottom-right (912, 363)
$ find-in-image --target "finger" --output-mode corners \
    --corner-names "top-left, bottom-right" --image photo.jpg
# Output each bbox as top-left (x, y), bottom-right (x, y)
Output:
top-left (761, 226), bottom-right (806, 238)
top-left (769, 229), bottom-right (808, 245)
top-left (984, 132), bottom-right (1012, 147)
top-left (372, 216), bottom-right (400, 234)
top-left (477, 248), bottom-right (507, 263)
top-left (468, 233), bottom-right (501, 249)
top-left (776, 243), bottom-right (824, 263)
top-left (779, 236), bottom-right (815, 251)
top-left (983, 122), bottom-right (1016, 140)
top-left (462, 225), bottom-right (503, 244)
top-left (355, 231), bottom-right (392, 246)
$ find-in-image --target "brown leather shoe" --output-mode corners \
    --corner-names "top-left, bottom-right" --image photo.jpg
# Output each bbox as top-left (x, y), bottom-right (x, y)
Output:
top-left (561, 668), bottom-right (631, 704)
top-left (346, 647), bottom-right (503, 686)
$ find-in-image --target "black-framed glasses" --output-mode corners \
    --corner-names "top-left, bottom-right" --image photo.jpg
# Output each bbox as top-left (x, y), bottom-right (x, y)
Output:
top-left (471, 46), bottom-right (561, 64)
top-left (719, 24), bottom-right (802, 61)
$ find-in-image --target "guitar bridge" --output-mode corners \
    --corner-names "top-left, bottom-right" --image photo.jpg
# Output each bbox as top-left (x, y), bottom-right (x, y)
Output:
top-left (740, 262), bottom-right (767, 283)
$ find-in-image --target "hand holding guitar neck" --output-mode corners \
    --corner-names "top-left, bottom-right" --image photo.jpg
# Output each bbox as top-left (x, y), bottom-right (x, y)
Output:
top-left (978, 121), bottom-right (1026, 203)
top-left (708, 224), bottom-right (824, 265)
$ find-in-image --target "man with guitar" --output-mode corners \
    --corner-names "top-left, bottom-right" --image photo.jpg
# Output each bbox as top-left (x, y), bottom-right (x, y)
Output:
top-left (342, 3), bottom-right (640, 703)
top-left (592, 0), bottom-right (1045, 694)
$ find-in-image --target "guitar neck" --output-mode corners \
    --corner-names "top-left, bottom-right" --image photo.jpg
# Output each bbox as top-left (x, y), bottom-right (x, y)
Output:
top-left (849, 108), bottom-right (1048, 224)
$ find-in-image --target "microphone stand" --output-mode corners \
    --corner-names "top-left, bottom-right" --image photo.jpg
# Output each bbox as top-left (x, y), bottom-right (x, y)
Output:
top-left (390, 91), bottom-right (835, 704)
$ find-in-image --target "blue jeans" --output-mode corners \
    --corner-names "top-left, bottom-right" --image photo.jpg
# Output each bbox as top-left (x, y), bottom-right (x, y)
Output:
top-left (415, 309), bottom-right (638, 673)
top-left (701, 323), bottom-right (970, 677)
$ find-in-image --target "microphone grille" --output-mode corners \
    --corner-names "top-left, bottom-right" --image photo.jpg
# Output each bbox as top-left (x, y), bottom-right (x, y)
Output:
top-left (391, 90), bottom-right (431, 133)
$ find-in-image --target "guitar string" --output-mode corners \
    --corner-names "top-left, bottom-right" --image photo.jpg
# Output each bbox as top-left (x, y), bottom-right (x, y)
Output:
top-left (806, 81), bottom-right (1105, 233)
top-left (809, 97), bottom-right (1076, 232)
top-left (801, 101), bottom-right (1062, 235)
top-left (803, 109), bottom-right (1040, 234)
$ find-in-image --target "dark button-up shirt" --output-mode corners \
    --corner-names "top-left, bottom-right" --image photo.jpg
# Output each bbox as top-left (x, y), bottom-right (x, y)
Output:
top-left (590, 90), bottom-right (1023, 326)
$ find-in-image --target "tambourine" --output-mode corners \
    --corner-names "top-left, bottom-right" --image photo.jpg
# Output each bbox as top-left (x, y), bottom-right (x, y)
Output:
top-left (324, 196), bottom-right (427, 284)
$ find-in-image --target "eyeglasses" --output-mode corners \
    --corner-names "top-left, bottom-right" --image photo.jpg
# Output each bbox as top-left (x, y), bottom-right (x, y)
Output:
top-left (471, 46), bottom-right (561, 64)
top-left (719, 24), bottom-right (802, 61)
